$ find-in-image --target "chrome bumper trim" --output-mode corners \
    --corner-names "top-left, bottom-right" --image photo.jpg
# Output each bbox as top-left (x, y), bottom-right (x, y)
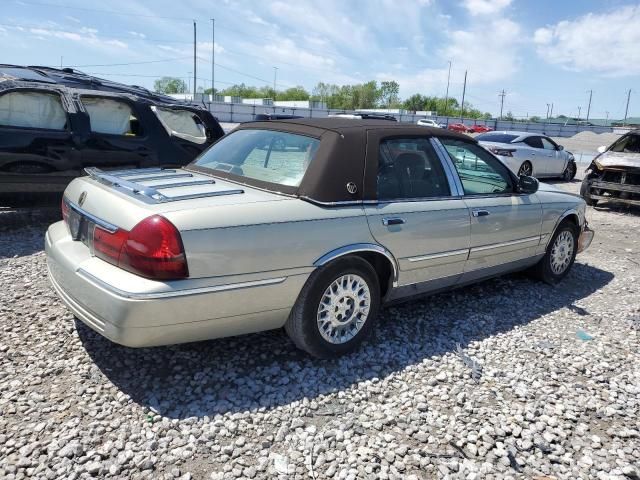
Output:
top-left (76, 268), bottom-right (287, 300)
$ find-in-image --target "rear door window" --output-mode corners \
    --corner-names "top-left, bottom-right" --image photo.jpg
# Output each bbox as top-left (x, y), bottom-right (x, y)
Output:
top-left (523, 136), bottom-right (543, 148)
top-left (0, 91), bottom-right (67, 130)
top-left (81, 97), bottom-right (143, 136)
top-left (152, 106), bottom-right (207, 144)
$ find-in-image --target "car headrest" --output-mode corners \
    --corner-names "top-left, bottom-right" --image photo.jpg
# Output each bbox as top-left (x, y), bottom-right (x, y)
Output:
top-left (395, 152), bottom-right (424, 177)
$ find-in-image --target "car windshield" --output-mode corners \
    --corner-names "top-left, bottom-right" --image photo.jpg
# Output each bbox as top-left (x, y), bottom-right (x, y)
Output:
top-left (476, 133), bottom-right (518, 143)
top-left (609, 134), bottom-right (640, 154)
top-left (192, 129), bottom-right (320, 187)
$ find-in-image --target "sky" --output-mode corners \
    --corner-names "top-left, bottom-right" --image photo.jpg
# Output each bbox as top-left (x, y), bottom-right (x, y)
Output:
top-left (2, 0), bottom-right (639, 119)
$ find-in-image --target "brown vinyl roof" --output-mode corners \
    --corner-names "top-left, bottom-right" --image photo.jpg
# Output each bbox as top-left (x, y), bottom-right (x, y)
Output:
top-left (212, 119), bottom-right (474, 203)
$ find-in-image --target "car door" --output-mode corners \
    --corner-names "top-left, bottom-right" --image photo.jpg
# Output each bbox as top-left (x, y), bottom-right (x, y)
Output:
top-left (540, 136), bottom-right (565, 176)
top-left (0, 88), bottom-right (78, 175)
top-left (363, 133), bottom-right (471, 296)
top-left (519, 136), bottom-right (546, 177)
top-left (78, 95), bottom-right (156, 170)
top-left (436, 137), bottom-right (543, 283)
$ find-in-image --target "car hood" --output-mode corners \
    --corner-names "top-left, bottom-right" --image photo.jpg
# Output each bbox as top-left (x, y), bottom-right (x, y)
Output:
top-left (597, 151), bottom-right (640, 169)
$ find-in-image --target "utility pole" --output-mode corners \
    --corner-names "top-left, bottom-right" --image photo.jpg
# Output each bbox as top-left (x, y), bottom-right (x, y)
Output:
top-left (211, 18), bottom-right (215, 101)
top-left (550, 103), bottom-right (554, 118)
top-left (546, 103), bottom-right (550, 123)
top-left (444, 60), bottom-right (451, 117)
top-left (460, 70), bottom-right (467, 121)
top-left (624, 89), bottom-right (632, 125)
top-left (586, 90), bottom-right (592, 122)
top-left (187, 72), bottom-right (191, 94)
top-left (605, 111), bottom-right (609, 124)
top-left (498, 89), bottom-right (506, 120)
top-left (577, 106), bottom-right (581, 121)
top-left (60, 56), bottom-right (63, 68)
top-left (193, 21), bottom-right (197, 100)
top-left (273, 67), bottom-right (278, 101)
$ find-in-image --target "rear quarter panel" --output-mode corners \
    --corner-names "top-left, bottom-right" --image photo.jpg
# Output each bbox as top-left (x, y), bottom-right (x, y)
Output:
top-left (169, 200), bottom-right (376, 279)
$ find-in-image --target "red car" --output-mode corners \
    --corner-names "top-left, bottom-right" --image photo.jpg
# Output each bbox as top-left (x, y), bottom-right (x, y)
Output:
top-left (447, 123), bottom-right (471, 133)
top-left (469, 124), bottom-right (494, 133)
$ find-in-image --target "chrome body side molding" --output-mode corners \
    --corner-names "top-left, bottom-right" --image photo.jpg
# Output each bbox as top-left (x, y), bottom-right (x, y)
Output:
top-left (313, 243), bottom-right (399, 286)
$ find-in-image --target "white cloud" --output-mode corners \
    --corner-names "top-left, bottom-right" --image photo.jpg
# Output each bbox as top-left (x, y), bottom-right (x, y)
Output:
top-left (128, 31), bottom-right (147, 39)
top-left (462, 0), bottom-right (512, 16)
top-left (27, 26), bottom-right (128, 49)
top-left (533, 6), bottom-right (640, 76)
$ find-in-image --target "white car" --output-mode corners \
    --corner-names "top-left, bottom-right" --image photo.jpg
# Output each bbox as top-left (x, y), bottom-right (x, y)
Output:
top-left (477, 131), bottom-right (577, 180)
top-left (416, 119), bottom-right (441, 128)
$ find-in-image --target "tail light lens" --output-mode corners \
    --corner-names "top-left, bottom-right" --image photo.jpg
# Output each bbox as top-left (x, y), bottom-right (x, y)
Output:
top-left (489, 147), bottom-right (515, 157)
top-left (93, 215), bottom-right (188, 280)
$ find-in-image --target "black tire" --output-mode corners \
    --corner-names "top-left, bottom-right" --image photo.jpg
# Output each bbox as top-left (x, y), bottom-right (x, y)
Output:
top-left (518, 161), bottom-right (533, 177)
top-left (532, 220), bottom-right (579, 285)
top-left (580, 174), bottom-right (599, 206)
top-left (285, 256), bottom-right (381, 358)
top-left (562, 161), bottom-right (577, 181)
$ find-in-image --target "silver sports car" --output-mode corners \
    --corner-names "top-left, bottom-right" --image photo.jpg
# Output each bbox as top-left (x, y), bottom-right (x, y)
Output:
top-left (477, 131), bottom-right (577, 180)
top-left (46, 119), bottom-right (594, 358)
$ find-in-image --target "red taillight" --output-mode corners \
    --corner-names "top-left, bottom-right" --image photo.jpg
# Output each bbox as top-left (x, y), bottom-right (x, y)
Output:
top-left (92, 215), bottom-right (188, 280)
top-left (489, 147), bottom-right (515, 157)
top-left (61, 198), bottom-right (70, 224)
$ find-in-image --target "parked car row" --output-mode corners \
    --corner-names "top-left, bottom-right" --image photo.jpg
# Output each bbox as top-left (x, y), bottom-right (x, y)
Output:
top-left (0, 65), bottom-right (224, 193)
top-left (46, 118), bottom-right (593, 357)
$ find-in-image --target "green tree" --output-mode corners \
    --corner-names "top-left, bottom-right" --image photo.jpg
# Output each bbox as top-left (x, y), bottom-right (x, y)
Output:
top-left (154, 77), bottom-right (186, 94)
top-left (403, 94), bottom-right (426, 112)
top-left (503, 111), bottom-right (515, 121)
top-left (380, 80), bottom-right (400, 108)
top-left (279, 86), bottom-right (310, 101)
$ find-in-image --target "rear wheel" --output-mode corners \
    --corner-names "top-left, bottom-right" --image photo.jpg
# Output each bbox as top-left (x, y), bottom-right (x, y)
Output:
top-left (518, 161), bottom-right (533, 177)
top-left (532, 220), bottom-right (579, 284)
top-left (285, 256), bottom-right (380, 358)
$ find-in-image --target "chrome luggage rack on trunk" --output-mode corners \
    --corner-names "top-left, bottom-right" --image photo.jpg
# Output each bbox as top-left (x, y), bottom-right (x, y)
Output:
top-left (83, 167), bottom-right (243, 204)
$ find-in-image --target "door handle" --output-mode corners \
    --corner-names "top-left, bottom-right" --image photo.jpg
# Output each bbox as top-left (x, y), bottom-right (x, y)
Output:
top-left (382, 217), bottom-right (406, 226)
top-left (472, 209), bottom-right (490, 217)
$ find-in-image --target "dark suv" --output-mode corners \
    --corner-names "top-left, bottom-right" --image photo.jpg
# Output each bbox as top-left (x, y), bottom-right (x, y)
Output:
top-left (0, 65), bottom-right (224, 192)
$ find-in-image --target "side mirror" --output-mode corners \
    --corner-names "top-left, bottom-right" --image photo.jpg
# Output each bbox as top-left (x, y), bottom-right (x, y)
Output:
top-left (557, 145), bottom-right (564, 151)
top-left (597, 145), bottom-right (607, 153)
top-left (518, 175), bottom-right (539, 194)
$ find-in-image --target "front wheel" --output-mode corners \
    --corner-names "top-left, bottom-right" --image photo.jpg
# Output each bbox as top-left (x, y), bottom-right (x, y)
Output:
top-left (285, 256), bottom-right (381, 358)
top-left (562, 161), bottom-right (577, 181)
top-left (532, 221), bottom-right (579, 284)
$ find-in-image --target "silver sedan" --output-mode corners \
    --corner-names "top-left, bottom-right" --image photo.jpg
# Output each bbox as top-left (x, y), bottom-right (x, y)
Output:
top-left (477, 131), bottom-right (577, 180)
top-left (46, 119), bottom-right (593, 358)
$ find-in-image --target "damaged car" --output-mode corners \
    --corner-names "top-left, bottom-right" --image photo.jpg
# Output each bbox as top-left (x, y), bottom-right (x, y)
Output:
top-left (0, 65), bottom-right (224, 193)
top-left (580, 130), bottom-right (640, 207)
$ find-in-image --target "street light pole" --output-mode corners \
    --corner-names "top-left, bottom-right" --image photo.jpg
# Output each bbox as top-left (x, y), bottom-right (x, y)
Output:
top-left (273, 67), bottom-right (278, 101)
top-left (211, 18), bottom-right (215, 101)
top-left (444, 60), bottom-right (451, 117)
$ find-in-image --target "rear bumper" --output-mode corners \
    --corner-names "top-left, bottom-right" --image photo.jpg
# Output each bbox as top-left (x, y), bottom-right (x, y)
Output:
top-left (45, 222), bottom-right (307, 347)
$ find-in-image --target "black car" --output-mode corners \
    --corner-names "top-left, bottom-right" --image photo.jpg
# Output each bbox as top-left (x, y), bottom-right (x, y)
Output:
top-left (0, 65), bottom-right (224, 193)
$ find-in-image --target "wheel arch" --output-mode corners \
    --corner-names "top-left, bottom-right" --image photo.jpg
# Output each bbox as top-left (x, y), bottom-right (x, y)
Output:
top-left (546, 209), bottom-right (581, 249)
top-left (313, 243), bottom-right (398, 297)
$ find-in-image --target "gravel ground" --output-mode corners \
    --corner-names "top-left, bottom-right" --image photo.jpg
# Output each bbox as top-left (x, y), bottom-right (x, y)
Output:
top-left (1, 182), bottom-right (639, 480)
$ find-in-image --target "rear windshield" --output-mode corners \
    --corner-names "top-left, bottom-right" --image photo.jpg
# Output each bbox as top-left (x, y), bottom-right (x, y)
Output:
top-left (192, 129), bottom-right (320, 187)
top-left (476, 133), bottom-right (518, 143)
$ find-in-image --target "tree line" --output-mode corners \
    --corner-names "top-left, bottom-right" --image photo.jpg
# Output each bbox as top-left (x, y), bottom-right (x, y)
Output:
top-left (153, 76), bottom-right (492, 119)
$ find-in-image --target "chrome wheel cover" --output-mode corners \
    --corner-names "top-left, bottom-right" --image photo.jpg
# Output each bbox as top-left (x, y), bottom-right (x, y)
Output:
top-left (550, 230), bottom-right (574, 275)
top-left (317, 274), bottom-right (371, 344)
top-left (519, 163), bottom-right (532, 176)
